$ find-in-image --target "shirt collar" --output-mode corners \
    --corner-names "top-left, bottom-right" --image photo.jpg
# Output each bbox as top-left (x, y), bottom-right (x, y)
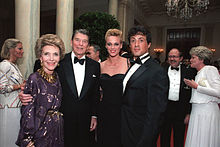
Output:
top-left (71, 51), bottom-right (86, 60)
top-left (139, 52), bottom-right (149, 59)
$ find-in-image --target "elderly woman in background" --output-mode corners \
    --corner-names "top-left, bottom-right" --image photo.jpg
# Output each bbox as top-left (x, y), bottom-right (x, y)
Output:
top-left (0, 38), bottom-right (25, 147)
top-left (184, 46), bottom-right (220, 147)
top-left (16, 34), bottom-right (65, 147)
top-left (97, 29), bottom-right (130, 147)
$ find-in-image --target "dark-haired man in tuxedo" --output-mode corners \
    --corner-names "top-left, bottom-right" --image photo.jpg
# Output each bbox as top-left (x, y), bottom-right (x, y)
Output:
top-left (160, 48), bottom-right (196, 147)
top-left (122, 26), bottom-right (169, 147)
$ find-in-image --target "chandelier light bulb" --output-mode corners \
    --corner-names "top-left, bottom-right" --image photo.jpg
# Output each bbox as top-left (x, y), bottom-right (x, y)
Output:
top-left (165, 0), bottom-right (210, 20)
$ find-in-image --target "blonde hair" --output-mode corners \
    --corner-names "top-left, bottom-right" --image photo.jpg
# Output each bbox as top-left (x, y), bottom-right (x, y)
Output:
top-left (1, 38), bottom-right (22, 60)
top-left (35, 34), bottom-right (65, 60)
top-left (105, 29), bottom-right (122, 42)
top-left (190, 46), bottom-right (213, 65)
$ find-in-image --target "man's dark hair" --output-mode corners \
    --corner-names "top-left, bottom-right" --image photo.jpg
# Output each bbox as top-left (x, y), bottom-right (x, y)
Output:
top-left (127, 26), bottom-right (152, 44)
top-left (72, 29), bottom-right (90, 40)
top-left (121, 41), bottom-right (129, 52)
top-left (169, 48), bottom-right (183, 57)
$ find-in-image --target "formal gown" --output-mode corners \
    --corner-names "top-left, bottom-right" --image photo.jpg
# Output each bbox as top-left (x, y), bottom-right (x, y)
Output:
top-left (0, 60), bottom-right (23, 147)
top-left (16, 71), bottom-right (64, 147)
top-left (97, 73), bottom-right (124, 147)
top-left (185, 66), bottom-right (220, 147)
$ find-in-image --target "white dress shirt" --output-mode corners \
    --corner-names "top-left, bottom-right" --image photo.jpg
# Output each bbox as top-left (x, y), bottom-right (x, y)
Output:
top-left (168, 65), bottom-right (181, 101)
top-left (123, 53), bottom-right (150, 92)
top-left (71, 52), bottom-right (85, 97)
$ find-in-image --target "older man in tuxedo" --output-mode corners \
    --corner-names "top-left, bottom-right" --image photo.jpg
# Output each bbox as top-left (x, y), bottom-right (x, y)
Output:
top-left (19, 29), bottom-right (100, 147)
top-left (122, 26), bottom-right (169, 147)
top-left (160, 48), bottom-right (196, 147)
top-left (57, 29), bottom-right (100, 147)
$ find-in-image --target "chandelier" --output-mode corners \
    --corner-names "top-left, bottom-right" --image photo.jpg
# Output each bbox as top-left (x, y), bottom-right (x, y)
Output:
top-left (165, 0), bottom-right (210, 20)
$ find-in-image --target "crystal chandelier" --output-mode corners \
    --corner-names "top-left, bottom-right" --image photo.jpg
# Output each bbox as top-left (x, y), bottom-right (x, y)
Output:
top-left (165, 0), bottom-right (210, 20)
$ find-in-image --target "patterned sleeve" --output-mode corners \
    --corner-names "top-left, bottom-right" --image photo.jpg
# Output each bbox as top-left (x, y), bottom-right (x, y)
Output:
top-left (0, 64), bottom-right (14, 93)
top-left (18, 74), bottom-right (43, 146)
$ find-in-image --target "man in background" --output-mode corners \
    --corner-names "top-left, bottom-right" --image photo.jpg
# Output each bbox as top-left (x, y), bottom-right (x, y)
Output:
top-left (86, 44), bottom-right (101, 62)
top-left (160, 48), bottom-right (196, 147)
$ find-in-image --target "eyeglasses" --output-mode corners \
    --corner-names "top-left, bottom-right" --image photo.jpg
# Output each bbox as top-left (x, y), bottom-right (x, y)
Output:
top-left (168, 55), bottom-right (180, 58)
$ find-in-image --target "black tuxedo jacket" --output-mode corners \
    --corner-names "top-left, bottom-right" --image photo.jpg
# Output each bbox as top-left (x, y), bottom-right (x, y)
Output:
top-left (164, 64), bottom-right (196, 120)
top-left (121, 58), bottom-right (169, 147)
top-left (57, 52), bottom-right (100, 146)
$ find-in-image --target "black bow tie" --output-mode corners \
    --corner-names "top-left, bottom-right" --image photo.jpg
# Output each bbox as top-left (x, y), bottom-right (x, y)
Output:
top-left (171, 67), bottom-right (179, 71)
top-left (135, 57), bottom-right (142, 65)
top-left (134, 54), bottom-right (150, 65)
top-left (74, 57), bottom-right (85, 65)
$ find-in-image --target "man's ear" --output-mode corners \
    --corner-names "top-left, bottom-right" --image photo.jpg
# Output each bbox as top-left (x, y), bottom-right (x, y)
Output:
top-left (148, 42), bottom-right (151, 49)
top-left (97, 50), bottom-right (100, 56)
top-left (70, 39), bottom-right (73, 47)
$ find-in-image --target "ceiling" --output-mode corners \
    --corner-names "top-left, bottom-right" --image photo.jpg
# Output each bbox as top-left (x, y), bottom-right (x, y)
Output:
top-left (138, 0), bottom-right (220, 15)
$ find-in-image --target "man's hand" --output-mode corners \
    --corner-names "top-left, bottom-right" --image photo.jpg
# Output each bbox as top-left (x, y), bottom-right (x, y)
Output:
top-left (90, 117), bottom-right (97, 132)
top-left (19, 91), bottom-right (33, 105)
top-left (184, 114), bottom-right (190, 124)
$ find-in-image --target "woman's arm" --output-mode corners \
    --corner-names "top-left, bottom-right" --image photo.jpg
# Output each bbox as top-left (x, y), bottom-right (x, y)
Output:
top-left (0, 63), bottom-right (23, 93)
top-left (197, 66), bottom-right (220, 98)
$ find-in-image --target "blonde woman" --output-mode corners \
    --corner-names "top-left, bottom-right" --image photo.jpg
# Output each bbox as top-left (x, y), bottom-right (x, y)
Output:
top-left (0, 38), bottom-right (25, 147)
top-left (97, 29), bottom-right (130, 147)
top-left (184, 46), bottom-right (220, 147)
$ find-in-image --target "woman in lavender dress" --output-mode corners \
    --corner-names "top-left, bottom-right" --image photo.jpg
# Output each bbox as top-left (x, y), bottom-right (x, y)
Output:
top-left (16, 34), bottom-right (65, 147)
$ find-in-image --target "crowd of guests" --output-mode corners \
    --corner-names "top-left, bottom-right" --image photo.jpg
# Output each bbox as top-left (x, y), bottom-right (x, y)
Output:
top-left (0, 25), bottom-right (219, 147)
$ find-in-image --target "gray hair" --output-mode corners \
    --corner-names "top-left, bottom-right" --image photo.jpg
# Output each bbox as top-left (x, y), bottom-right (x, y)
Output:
top-left (72, 29), bottom-right (89, 41)
top-left (1, 38), bottom-right (22, 60)
top-left (190, 46), bottom-right (213, 65)
top-left (90, 44), bottom-right (101, 53)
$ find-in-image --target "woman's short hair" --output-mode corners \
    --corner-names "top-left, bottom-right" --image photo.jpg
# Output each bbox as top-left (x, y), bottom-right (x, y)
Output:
top-left (35, 34), bottom-right (65, 60)
top-left (190, 46), bottom-right (213, 65)
top-left (1, 38), bottom-right (22, 60)
top-left (105, 29), bottom-right (122, 43)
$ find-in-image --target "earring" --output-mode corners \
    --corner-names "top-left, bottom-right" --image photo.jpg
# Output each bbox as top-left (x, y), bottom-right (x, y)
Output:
top-left (40, 60), bottom-right (43, 67)
top-left (57, 63), bottom-right (60, 67)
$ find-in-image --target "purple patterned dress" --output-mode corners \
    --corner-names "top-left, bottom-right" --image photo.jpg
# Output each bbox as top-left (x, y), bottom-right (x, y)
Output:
top-left (16, 71), bottom-right (64, 147)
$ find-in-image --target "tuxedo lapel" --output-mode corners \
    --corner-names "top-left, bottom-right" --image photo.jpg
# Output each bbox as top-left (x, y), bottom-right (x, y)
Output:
top-left (79, 57), bottom-right (92, 99)
top-left (125, 58), bottom-right (152, 92)
top-left (63, 53), bottom-right (78, 98)
top-left (180, 65), bottom-right (185, 89)
top-left (180, 65), bottom-right (189, 92)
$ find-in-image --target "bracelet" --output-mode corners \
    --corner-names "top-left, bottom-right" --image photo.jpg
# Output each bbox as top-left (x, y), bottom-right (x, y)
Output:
top-left (14, 84), bottom-right (20, 90)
